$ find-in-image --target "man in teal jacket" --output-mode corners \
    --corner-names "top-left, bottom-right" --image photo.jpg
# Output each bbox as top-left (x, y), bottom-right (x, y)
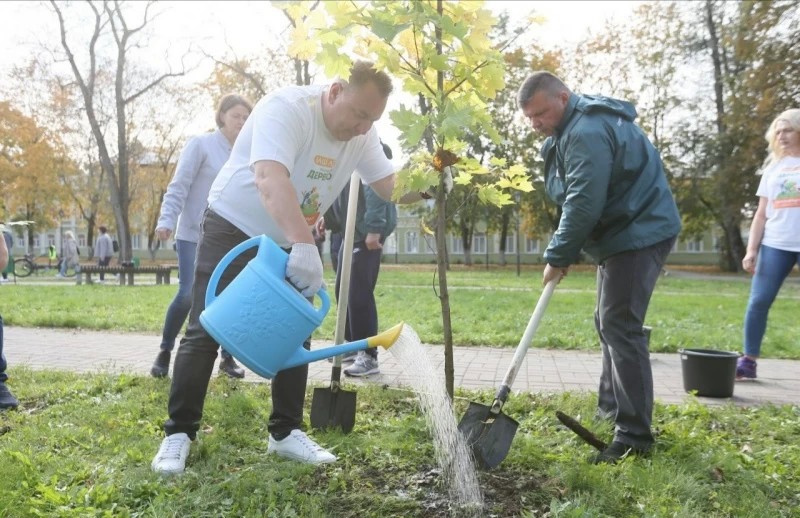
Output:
top-left (518, 71), bottom-right (681, 463)
top-left (321, 142), bottom-right (397, 376)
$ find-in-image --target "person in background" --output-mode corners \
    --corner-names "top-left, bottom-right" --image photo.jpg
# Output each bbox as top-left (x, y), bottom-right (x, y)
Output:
top-left (94, 226), bottom-right (114, 282)
top-left (319, 141), bottom-right (397, 376)
top-left (48, 244), bottom-right (58, 270)
top-left (517, 71), bottom-right (680, 464)
top-left (151, 93), bottom-right (253, 380)
top-left (150, 61), bottom-right (439, 475)
top-left (57, 231), bottom-right (80, 278)
top-left (329, 227), bottom-right (343, 273)
top-left (1, 229), bottom-right (12, 282)
top-left (739, 108), bottom-right (800, 380)
top-left (0, 225), bottom-right (19, 409)
top-left (311, 225), bottom-right (325, 261)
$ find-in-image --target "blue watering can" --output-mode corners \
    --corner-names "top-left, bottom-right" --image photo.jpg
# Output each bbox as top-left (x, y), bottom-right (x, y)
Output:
top-left (199, 235), bottom-right (403, 379)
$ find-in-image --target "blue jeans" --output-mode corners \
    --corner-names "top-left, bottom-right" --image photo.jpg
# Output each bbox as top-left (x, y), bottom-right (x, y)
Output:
top-left (595, 236), bottom-right (675, 449)
top-left (159, 239), bottom-right (231, 359)
top-left (744, 244), bottom-right (800, 358)
top-left (60, 258), bottom-right (79, 276)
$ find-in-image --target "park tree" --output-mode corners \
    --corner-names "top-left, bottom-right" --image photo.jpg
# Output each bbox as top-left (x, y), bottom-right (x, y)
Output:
top-left (203, 46), bottom-right (296, 103)
top-left (280, 0), bottom-right (532, 397)
top-left (3, 57), bottom-right (111, 252)
top-left (676, 0), bottom-right (800, 270)
top-left (50, 0), bottom-right (190, 263)
top-left (0, 101), bottom-right (71, 248)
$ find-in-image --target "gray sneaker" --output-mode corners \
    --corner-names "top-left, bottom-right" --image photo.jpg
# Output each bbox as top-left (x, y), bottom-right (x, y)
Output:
top-left (343, 352), bottom-right (379, 377)
top-left (219, 356), bottom-right (246, 379)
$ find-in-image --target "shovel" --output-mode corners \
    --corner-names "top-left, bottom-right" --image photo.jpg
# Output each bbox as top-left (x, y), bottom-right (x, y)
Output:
top-left (458, 279), bottom-right (558, 469)
top-left (310, 173), bottom-right (361, 433)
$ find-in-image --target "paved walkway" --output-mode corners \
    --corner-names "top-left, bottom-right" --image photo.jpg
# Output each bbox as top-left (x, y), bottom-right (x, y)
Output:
top-left (4, 326), bottom-right (798, 407)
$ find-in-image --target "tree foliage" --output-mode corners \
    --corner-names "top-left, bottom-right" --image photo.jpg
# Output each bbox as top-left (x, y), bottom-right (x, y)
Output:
top-left (676, 0), bottom-right (800, 270)
top-left (0, 101), bottom-right (71, 244)
top-left (279, 0), bottom-right (533, 397)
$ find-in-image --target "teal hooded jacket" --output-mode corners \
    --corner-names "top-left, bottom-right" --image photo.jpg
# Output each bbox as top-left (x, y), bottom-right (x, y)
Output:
top-left (541, 93), bottom-right (681, 266)
top-left (323, 181), bottom-right (397, 244)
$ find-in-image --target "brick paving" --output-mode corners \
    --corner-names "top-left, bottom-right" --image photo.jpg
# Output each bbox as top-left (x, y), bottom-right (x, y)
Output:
top-left (5, 326), bottom-right (798, 408)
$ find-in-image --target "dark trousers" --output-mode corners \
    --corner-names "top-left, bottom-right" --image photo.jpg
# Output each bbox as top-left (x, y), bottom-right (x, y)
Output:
top-left (329, 232), bottom-right (343, 273)
top-left (98, 256), bottom-right (111, 280)
top-left (595, 236), bottom-right (675, 449)
top-left (164, 210), bottom-right (309, 440)
top-left (334, 238), bottom-right (383, 359)
top-left (0, 315), bottom-right (7, 384)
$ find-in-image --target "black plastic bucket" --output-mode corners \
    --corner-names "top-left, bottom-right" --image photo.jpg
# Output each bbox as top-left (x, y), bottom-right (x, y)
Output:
top-left (679, 349), bottom-right (739, 398)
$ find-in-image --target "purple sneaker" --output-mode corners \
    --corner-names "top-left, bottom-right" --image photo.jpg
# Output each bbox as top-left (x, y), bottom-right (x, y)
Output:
top-left (736, 356), bottom-right (757, 380)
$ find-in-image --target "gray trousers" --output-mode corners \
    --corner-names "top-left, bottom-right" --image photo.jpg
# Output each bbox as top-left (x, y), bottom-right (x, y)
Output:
top-left (595, 236), bottom-right (675, 449)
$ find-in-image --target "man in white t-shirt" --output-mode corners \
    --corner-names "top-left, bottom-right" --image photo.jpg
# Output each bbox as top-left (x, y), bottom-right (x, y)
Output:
top-left (151, 61), bottom-right (434, 475)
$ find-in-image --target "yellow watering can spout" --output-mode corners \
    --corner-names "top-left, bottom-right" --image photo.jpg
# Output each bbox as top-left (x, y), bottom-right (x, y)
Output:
top-left (367, 322), bottom-right (404, 349)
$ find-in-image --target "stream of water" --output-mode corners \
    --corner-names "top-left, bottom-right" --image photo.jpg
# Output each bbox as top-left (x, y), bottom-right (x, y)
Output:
top-left (388, 325), bottom-right (484, 516)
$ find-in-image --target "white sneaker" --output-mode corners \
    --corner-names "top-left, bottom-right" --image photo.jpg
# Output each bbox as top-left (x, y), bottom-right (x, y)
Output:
top-left (268, 430), bottom-right (336, 465)
top-left (151, 433), bottom-right (191, 474)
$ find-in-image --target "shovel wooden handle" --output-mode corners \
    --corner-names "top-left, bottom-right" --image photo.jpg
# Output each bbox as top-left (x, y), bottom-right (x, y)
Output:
top-left (330, 172), bottom-right (361, 373)
top-left (495, 279), bottom-right (558, 402)
top-left (555, 411), bottom-right (608, 452)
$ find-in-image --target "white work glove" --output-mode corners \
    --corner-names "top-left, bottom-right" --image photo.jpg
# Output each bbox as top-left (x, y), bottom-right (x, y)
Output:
top-left (286, 242), bottom-right (324, 297)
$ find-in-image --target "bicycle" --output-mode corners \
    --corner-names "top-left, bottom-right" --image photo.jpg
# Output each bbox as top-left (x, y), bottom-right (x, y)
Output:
top-left (13, 254), bottom-right (36, 278)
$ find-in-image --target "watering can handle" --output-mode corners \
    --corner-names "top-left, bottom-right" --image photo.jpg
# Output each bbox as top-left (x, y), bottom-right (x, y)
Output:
top-left (204, 235), bottom-right (330, 318)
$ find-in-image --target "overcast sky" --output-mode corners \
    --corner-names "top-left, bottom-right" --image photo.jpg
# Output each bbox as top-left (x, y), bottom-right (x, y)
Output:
top-left (0, 1), bottom-right (640, 164)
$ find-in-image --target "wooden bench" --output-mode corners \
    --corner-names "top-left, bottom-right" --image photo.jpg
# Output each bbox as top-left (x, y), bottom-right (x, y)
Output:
top-left (76, 265), bottom-right (174, 286)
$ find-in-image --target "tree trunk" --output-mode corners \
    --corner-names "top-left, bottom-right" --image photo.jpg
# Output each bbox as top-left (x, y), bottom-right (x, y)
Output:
top-left (719, 214), bottom-right (746, 272)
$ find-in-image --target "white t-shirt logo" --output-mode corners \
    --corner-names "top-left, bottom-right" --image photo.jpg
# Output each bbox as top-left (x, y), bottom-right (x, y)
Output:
top-left (300, 187), bottom-right (321, 225)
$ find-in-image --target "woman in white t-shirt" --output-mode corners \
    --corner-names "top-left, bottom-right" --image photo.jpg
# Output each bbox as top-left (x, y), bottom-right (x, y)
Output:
top-left (739, 108), bottom-right (800, 380)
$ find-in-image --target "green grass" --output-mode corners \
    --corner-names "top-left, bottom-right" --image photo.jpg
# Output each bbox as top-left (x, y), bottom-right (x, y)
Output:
top-left (2, 266), bottom-right (799, 358)
top-left (2, 268), bottom-right (799, 516)
top-left (1, 369), bottom-right (798, 517)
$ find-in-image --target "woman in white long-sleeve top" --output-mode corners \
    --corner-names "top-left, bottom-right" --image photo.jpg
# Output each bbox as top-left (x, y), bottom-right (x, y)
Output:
top-left (151, 94), bottom-right (252, 379)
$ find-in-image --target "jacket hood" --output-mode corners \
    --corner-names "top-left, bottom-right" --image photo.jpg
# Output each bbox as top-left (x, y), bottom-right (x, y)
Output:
top-left (575, 94), bottom-right (637, 122)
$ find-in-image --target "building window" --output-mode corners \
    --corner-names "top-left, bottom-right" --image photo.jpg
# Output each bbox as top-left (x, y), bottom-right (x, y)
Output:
top-left (472, 233), bottom-right (486, 254)
top-left (34, 236), bottom-right (40, 249)
top-left (525, 238), bottom-right (539, 254)
top-left (384, 234), bottom-right (397, 254)
top-left (505, 234), bottom-right (516, 254)
top-left (451, 235), bottom-right (463, 254)
top-left (16, 237), bottom-right (24, 249)
top-left (685, 239), bottom-right (703, 253)
top-left (132, 234), bottom-right (141, 249)
top-left (79, 235), bottom-right (87, 248)
top-left (405, 231), bottom-right (418, 253)
top-left (48, 234), bottom-right (56, 246)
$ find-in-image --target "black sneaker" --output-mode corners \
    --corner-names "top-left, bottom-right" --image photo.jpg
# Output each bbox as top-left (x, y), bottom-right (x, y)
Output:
top-left (150, 350), bottom-right (171, 378)
top-left (590, 440), bottom-right (651, 465)
top-left (0, 381), bottom-right (19, 410)
top-left (219, 356), bottom-right (245, 379)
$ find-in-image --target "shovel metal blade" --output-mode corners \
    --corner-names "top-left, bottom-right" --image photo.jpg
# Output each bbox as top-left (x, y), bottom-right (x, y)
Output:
top-left (457, 401), bottom-right (519, 469)
top-left (310, 386), bottom-right (357, 433)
